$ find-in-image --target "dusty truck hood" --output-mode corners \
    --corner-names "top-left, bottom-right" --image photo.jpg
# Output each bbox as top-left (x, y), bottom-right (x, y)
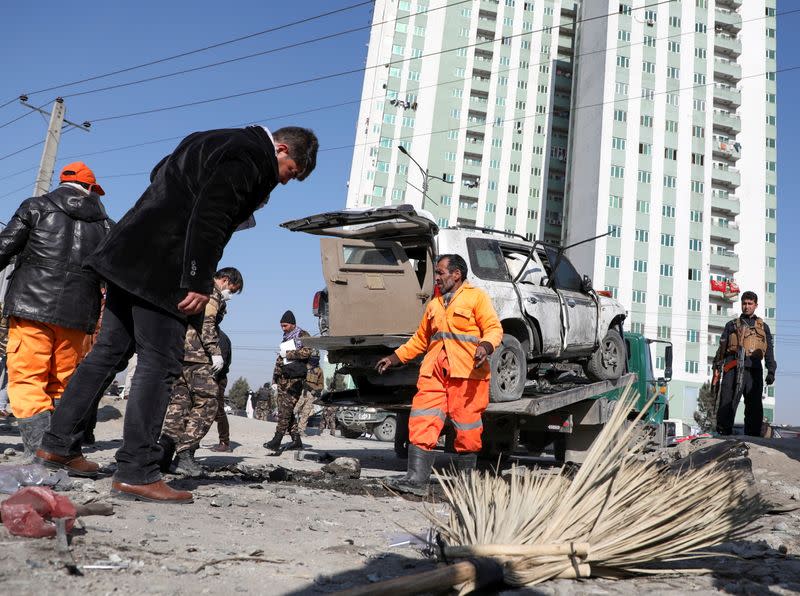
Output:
top-left (280, 204), bottom-right (438, 240)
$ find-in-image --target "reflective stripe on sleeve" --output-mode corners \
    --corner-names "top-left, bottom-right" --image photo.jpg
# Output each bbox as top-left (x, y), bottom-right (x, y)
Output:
top-left (430, 332), bottom-right (480, 344)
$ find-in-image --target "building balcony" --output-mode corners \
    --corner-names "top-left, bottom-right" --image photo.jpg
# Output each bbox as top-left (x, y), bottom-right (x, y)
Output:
top-left (713, 84), bottom-right (741, 108)
top-left (712, 139), bottom-right (741, 161)
top-left (710, 250), bottom-right (739, 273)
top-left (713, 110), bottom-right (741, 135)
top-left (711, 194), bottom-right (741, 216)
top-left (711, 164), bottom-right (741, 188)
top-left (710, 222), bottom-right (740, 244)
top-left (715, 8), bottom-right (742, 34)
top-left (714, 59), bottom-right (742, 83)
top-left (558, 32), bottom-right (574, 54)
top-left (714, 33), bottom-right (742, 57)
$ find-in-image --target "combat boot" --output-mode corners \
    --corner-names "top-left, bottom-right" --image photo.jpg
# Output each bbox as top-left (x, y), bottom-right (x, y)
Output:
top-left (452, 452), bottom-right (478, 474)
top-left (158, 435), bottom-right (177, 474)
top-left (285, 434), bottom-right (304, 450)
top-left (385, 444), bottom-right (436, 496)
top-left (17, 411), bottom-right (51, 462)
top-left (174, 450), bottom-right (203, 478)
top-left (263, 432), bottom-right (283, 450)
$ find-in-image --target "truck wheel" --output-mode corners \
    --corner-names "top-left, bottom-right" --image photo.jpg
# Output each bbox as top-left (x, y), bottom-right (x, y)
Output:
top-left (584, 330), bottom-right (626, 382)
top-left (489, 335), bottom-right (526, 403)
top-left (373, 416), bottom-right (397, 442)
top-left (341, 428), bottom-right (363, 439)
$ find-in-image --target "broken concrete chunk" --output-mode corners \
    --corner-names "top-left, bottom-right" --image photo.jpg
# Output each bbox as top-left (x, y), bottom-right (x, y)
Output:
top-left (322, 457), bottom-right (362, 479)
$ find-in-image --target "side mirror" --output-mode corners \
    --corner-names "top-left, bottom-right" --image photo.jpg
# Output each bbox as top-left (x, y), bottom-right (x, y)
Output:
top-left (663, 345), bottom-right (673, 381)
top-left (582, 274), bottom-right (593, 292)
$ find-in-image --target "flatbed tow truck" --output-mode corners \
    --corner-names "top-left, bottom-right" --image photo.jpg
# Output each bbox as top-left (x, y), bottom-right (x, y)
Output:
top-left (317, 332), bottom-right (672, 464)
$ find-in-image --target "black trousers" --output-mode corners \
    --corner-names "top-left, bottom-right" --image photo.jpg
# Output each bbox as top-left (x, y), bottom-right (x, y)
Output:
top-left (41, 285), bottom-right (186, 484)
top-left (716, 365), bottom-right (764, 437)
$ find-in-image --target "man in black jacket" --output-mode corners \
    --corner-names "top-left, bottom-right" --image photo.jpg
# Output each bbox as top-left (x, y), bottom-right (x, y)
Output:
top-left (38, 126), bottom-right (318, 504)
top-left (0, 162), bottom-right (111, 459)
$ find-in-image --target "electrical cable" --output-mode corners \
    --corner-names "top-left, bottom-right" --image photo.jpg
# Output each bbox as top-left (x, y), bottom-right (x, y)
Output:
top-left (90, 0), bottom-right (677, 122)
top-left (21, 1), bottom-right (374, 97)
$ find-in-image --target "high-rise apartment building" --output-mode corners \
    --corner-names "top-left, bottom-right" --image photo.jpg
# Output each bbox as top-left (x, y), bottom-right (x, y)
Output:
top-left (345, 0), bottom-right (777, 423)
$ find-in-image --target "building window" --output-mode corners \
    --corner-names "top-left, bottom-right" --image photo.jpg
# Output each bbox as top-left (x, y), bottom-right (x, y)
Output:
top-left (606, 255), bottom-right (621, 268)
top-left (661, 233), bottom-right (675, 247)
top-left (687, 330), bottom-right (699, 343)
top-left (687, 298), bottom-right (701, 311)
top-left (660, 263), bottom-right (673, 277)
top-left (690, 210), bottom-right (703, 222)
top-left (689, 238), bottom-right (703, 251)
top-left (663, 175), bottom-right (677, 189)
top-left (691, 153), bottom-right (705, 165)
top-left (662, 204), bottom-right (675, 217)
top-left (635, 229), bottom-right (649, 242)
top-left (657, 325), bottom-right (671, 339)
top-left (609, 195), bottom-right (623, 208)
top-left (614, 109), bottom-right (627, 122)
top-left (685, 361), bottom-right (699, 374)
top-left (641, 115), bottom-right (653, 127)
top-left (638, 170), bottom-right (652, 184)
top-left (691, 180), bottom-right (704, 193)
top-left (665, 120), bottom-right (678, 133)
top-left (659, 294), bottom-right (672, 307)
top-left (608, 224), bottom-right (622, 238)
top-left (639, 143), bottom-right (652, 155)
top-left (610, 165), bottom-right (625, 178)
top-left (632, 289), bottom-right (647, 304)
top-left (636, 200), bottom-right (650, 214)
top-left (688, 268), bottom-right (702, 281)
top-left (664, 147), bottom-right (677, 160)
top-left (612, 137), bottom-right (626, 150)
top-left (633, 259), bottom-right (647, 273)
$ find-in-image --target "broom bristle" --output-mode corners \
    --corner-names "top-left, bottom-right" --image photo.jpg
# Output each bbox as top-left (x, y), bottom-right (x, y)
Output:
top-left (425, 384), bottom-right (767, 586)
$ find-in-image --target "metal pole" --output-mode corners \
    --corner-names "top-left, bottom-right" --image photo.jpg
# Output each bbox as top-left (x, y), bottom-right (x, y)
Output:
top-left (32, 98), bottom-right (66, 197)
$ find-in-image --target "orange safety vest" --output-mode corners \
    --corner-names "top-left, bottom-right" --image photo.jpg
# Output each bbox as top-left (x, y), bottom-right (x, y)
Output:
top-left (394, 283), bottom-right (504, 380)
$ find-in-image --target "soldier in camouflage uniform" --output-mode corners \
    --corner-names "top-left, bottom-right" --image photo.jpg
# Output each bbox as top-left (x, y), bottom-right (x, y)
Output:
top-left (295, 354), bottom-right (324, 436)
top-left (160, 268), bottom-right (243, 476)
top-left (253, 383), bottom-right (273, 421)
top-left (319, 372), bottom-right (346, 436)
top-left (263, 310), bottom-right (311, 451)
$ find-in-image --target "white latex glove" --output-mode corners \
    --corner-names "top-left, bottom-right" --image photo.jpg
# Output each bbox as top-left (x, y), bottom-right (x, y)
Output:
top-left (210, 354), bottom-right (224, 374)
top-left (271, 383), bottom-right (279, 394)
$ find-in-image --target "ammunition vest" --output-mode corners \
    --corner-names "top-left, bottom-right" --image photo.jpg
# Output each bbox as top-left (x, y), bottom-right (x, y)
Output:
top-left (727, 318), bottom-right (768, 360)
top-left (305, 365), bottom-right (324, 392)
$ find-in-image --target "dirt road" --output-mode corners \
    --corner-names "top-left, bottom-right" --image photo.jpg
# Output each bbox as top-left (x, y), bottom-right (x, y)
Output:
top-left (1, 399), bottom-right (800, 595)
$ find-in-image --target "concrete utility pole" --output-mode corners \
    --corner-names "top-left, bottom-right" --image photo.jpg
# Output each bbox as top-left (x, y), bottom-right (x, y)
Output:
top-left (19, 96), bottom-right (92, 197)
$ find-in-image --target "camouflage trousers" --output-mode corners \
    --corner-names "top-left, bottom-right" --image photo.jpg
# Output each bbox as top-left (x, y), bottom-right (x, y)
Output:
top-left (274, 377), bottom-right (304, 436)
top-left (254, 400), bottom-right (271, 421)
top-left (294, 390), bottom-right (316, 435)
top-left (319, 406), bottom-right (337, 434)
top-left (162, 362), bottom-right (219, 453)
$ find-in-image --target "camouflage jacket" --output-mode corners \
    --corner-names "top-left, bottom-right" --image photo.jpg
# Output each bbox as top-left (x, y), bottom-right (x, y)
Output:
top-left (272, 328), bottom-right (312, 383)
top-left (305, 363), bottom-right (324, 393)
top-left (183, 287), bottom-right (227, 364)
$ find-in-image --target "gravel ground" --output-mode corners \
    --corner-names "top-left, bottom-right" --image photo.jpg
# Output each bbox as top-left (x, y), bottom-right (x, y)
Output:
top-left (1, 398), bottom-right (799, 595)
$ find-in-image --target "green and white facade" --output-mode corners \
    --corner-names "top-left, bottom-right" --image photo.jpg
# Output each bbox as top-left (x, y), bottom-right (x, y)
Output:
top-left (345, 0), bottom-right (777, 424)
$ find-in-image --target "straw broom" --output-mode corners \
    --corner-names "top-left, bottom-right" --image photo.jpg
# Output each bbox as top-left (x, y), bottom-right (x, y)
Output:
top-left (340, 385), bottom-right (766, 594)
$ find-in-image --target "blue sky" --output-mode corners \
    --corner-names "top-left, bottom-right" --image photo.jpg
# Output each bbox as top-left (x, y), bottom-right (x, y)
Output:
top-left (1, 2), bottom-right (797, 420)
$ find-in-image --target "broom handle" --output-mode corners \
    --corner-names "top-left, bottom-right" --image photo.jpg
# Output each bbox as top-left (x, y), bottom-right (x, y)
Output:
top-left (336, 561), bottom-right (477, 596)
top-left (444, 543), bottom-right (590, 559)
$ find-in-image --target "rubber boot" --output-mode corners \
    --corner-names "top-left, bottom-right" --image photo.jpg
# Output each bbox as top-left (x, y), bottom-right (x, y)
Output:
top-left (158, 435), bottom-right (177, 474)
top-left (263, 433), bottom-right (283, 450)
top-left (452, 452), bottom-right (478, 475)
top-left (385, 444), bottom-right (435, 496)
top-left (17, 411), bottom-right (51, 462)
top-left (285, 433), bottom-right (304, 450)
top-left (173, 450), bottom-right (203, 478)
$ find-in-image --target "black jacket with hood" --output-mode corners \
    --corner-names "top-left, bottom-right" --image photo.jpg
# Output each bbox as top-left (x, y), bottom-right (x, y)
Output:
top-left (0, 184), bottom-right (112, 332)
top-left (84, 126), bottom-right (279, 317)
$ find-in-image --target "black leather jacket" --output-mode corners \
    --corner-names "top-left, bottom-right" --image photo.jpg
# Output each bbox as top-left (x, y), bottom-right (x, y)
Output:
top-left (0, 185), bottom-right (112, 332)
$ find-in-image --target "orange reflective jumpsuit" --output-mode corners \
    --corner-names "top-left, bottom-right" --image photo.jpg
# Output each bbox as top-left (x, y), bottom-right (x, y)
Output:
top-left (394, 283), bottom-right (503, 452)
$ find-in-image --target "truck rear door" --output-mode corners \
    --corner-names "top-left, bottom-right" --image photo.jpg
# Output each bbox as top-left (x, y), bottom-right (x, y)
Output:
top-left (320, 238), bottom-right (432, 336)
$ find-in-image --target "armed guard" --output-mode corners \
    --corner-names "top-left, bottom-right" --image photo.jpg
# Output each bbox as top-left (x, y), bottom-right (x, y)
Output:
top-left (713, 291), bottom-right (776, 436)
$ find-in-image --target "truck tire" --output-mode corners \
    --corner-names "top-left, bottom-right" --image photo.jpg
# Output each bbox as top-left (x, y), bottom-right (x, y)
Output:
top-left (584, 330), bottom-right (626, 382)
top-left (372, 415), bottom-right (397, 442)
top-left (489, 334), bottom-right (526, 403)
top-left (341, 428), bottom-right (363, 439)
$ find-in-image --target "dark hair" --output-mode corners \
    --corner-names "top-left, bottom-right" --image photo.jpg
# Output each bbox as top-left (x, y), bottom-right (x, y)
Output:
top-left (273, 126), bottom-right (319, 181)
top-left (436, 254), bottom-right (468, 280)
top-left (215, 267), bottom-right (244, 293)
top-left (741, 291), bottom-right (758, 303)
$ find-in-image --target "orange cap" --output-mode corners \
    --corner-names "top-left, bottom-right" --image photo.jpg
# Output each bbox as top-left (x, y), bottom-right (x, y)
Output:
top-left (60, 162), bottom-right (105, 196)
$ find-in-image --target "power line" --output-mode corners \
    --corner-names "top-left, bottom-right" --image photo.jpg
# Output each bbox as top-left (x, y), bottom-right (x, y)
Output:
top-left (0, 107), bottom-right (36, 130)
top-left (90, 0), bottom-right (676, 123)
top-left (22, 1), bottom-right (374, 98)
top-left (0, 3), bottom-right (788, 178)
top-left (0, 140), bottom-right (44, 164)
top-left (62, 0), bottom-right (475, 101)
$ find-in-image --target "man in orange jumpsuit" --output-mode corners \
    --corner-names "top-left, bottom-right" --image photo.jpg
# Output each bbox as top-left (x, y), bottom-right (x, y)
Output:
top-left (376, 254), bottom-right (503, 495)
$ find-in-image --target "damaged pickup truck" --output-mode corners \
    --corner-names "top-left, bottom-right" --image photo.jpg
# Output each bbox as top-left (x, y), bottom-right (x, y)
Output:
top-left (282, 205), bottom-right (628, 403)
top-left (282, 206), bottom-right (671, 463)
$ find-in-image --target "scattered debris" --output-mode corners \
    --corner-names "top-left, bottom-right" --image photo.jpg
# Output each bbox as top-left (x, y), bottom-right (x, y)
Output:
top-left (193, 555), bottom-right (286, 574)
top-left (322, 457), bottom-right (361, 479)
